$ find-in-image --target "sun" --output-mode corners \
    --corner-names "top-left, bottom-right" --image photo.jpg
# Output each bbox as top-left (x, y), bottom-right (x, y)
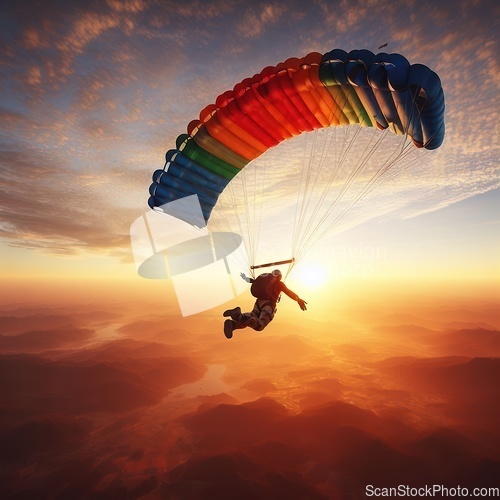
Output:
top-left (292, 262), bottom-right (328, 289)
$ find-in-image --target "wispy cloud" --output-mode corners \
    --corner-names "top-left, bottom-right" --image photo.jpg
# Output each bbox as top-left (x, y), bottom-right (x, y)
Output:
top-left (235, 3), bottom-right (287, 39)
top-left (0, 0), bottom-right (498, 258)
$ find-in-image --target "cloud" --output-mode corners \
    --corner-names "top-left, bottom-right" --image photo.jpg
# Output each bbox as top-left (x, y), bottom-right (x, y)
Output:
top-left (0, 416), bottom-right (92, 464)
top-left (0, 145), bottom-right (142, 255)
top-left (171, 396), bottom-right (499, 495)
top-left (0, 354), bottom-right (161, 413)
top-left (164, 451), bottom-right (326, 499)
top-left (242, 377), bottom-right (279, 394)
top-left (0, 0), bottom-right (498, 261)
top-left (0, 309), bottom-right (120, 334)
top-left (54, 11), bottom-right (121, 55)
top-left (0, 327), bottom-right (95, 353)
top-left (235, 3), bottom-right (287, 39)
top-left (377, 356), bottom-right (500, 429)
top-left (0, 298), bottom-right (499, 497)
top-left (180, 397), bottom-right (289, 448)
top-left (106, 0), bottom-right (149, 14)
top-left (0, 337), bottom-right (206, 417)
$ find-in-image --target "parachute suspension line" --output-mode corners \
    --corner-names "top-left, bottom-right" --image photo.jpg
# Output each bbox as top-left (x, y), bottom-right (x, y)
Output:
top-left (238, 168), bottom-right (252, 265)
top-left (290, 131), bottom-right (316, 270)
top-left (316, 127), bottom-right (367, 210)
top-left (209, 80), bottom-right (433, 277)
top-left (292, 80), bottom-right (433, 264)
top-left (291, 127), bottom-right (331, 266)
top-left (216, 159), bottom-right (268, 277)
top-left (360, 142), bottom-right (421, 198)
top-left (291, 132), bottom-right (316, 264)
top-left (341, 85), bottom-right (430, 198)
top-left (292, 126), bottom-right (344, 259)
top-left (240, 164), bottom-right (261, 274)
top-left (213, 180), bottom-right (251, 273)
top-left (340, 87), bottom-right (425, 198)
top-left (290, 130), bottom-right (315, 254)
top-left (209, 159), bottom-right (263, 275)
top-left (291, 128), bottom-right (332, 261)
top-left (293, 124), bottom-right (383, 264)
top-left (294, 83), bottom-right (430, 260)
top-left (290, 76), bottom-right (380, 264)
top-left (246, 159), bottom-right (267, 277)
top-left (291, 124), bottom-right (350, 265)
top-left (283, 258), bottom-right (296, 282)
top-left (296, 131), bottom-right (417, 262)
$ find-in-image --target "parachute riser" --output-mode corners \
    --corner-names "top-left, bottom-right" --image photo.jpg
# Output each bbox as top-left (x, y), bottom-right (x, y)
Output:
top-left (250, 258), bottom-right (295, 270)
top-left (250, 258), bottom-right (295, 280)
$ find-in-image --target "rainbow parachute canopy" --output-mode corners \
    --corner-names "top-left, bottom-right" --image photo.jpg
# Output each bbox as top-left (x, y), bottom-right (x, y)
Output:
top-left (149, 48), bottom-right (445, 222)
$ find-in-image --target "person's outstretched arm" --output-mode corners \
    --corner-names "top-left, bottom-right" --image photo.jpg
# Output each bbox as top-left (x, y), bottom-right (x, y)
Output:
top-left (280, 283), bottom-right (307, 310)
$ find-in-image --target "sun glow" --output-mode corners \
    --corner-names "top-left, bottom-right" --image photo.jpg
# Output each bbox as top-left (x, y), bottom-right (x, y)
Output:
top-left (292, 262), bottom-right (328, 289)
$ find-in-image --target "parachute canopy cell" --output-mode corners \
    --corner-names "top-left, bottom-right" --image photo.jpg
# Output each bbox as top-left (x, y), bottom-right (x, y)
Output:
top-left (148, 48), bottom-right (445, 223)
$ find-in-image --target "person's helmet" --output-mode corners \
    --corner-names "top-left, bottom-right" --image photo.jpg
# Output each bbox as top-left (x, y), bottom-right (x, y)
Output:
top-left (272, 269), bottom-right (282, 280)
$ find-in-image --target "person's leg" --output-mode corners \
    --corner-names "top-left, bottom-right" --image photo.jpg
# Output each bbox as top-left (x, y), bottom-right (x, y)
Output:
top-left (252, 302), bottom-right (275, 331)
top-left (224, 319), bottom-right (235, 339)
top-left (224, 302), bottom-right (257, 339)
top-left (233, 301), bottom-right (260, 329)
top-left (223, 306), bottom-right (241, 320)
top-left (236, 301), bottom-right (274, 331)
top-left (225, 301), bottom-right (275, 338)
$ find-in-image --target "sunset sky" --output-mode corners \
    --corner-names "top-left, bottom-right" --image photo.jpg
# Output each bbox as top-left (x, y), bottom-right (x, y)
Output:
top-left (1, 2), bottom-right (499, 497)
top-left (1, 0), bottom-right (499, 310)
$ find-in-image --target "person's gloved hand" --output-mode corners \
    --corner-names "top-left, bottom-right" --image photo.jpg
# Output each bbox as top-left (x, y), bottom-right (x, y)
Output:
top-left (240, 272), bottom-right (251, 283)
top-left (297, 298), bottom-right (307, 311)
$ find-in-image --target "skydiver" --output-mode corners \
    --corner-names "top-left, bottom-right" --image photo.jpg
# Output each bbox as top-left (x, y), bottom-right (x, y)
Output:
top-left (222, 269), bottom-right (307, 339)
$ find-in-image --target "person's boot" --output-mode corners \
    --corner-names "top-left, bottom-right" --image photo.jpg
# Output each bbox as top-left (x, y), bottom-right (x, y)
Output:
top-left (223, 306), bottom-right (241, 320)
top-left (224, 319), bottom-right (235, 339)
